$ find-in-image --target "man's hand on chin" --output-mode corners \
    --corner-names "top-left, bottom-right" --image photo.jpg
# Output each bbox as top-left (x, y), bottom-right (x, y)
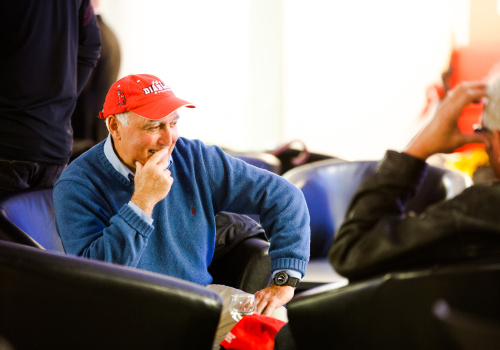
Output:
top-left (131, 146), bottom-right (174, 216)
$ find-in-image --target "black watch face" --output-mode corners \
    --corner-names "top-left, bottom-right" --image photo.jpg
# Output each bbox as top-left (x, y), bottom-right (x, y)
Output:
top-left (275, 271), bottom-right (289, 286)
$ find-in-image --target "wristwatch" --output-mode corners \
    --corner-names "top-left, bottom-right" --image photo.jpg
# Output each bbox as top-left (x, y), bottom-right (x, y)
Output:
top-left (272, 271), bottom-right (300, 288)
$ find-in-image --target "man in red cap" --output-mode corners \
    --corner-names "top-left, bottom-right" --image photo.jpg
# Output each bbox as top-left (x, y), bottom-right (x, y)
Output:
top-left (53, 74), bottom-right (310, 344)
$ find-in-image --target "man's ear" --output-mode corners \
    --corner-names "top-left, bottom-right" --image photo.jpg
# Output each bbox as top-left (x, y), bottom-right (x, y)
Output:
top-left (107, 115), bottom-right (121, 140)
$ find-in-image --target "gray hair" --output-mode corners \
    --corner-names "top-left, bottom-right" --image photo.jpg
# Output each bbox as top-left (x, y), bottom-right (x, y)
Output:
top-left (483, 71), bottom-right (500, 131)
top-left (105, 111), bottom-right (130, 131)
top-left (114, 112), bottom-right (130, 126)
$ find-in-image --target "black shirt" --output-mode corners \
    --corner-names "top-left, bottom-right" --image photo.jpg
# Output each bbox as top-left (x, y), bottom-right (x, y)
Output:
top-left (0, 0), bottom-right (101, 164)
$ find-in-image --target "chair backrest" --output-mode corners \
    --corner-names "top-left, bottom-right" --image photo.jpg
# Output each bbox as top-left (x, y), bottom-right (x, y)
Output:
top-left (0, 188), bottom-right (64, 252)
top-left (287, 260), bottom-right (500, 349)
top-left (283, 159), bottom-right (471, 259)
top-left (433, 299), bottom-right (500, 349)
top-left (0, 240), bottom-right (221, 350)
top-left (225, 150), bottom-right (282, 174)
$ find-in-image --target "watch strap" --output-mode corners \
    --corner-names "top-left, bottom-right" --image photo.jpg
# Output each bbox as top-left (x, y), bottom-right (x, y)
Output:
top-left (272, 271), bottom-right (300, 288)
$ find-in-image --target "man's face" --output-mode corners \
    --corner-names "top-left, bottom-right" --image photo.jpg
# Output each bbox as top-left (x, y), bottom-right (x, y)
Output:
top-left (112, 111), bottom-right (180, 171)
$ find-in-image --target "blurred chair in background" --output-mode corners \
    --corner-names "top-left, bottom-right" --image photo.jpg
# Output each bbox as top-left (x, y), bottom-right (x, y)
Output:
top-left (282, 159), bottom-right (471, 291)
top-left (225, 150), bottom-right (282, 175)
top-left (267, 140), bottom-right (337, 175)
top-left (224, 139), bottom-right (339, 176)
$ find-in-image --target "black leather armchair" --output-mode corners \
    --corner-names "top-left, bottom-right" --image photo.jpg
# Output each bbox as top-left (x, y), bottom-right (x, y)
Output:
top-left (0, 188), bottom-right (271, 293)
top-left (285, 260), bottom-right (500, 349)
top-left (0, 239), bottom-right (221, 350)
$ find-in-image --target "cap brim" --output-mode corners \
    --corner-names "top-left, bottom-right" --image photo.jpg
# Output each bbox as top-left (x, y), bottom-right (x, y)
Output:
top-left (131, 94), bottom-right (195, 120)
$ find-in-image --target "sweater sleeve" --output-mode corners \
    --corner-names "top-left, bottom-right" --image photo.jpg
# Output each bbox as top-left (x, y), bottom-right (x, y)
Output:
top-left (202, 144), bottom-right (311, 277)
top-left (53, 179), bottom-right (153, 267)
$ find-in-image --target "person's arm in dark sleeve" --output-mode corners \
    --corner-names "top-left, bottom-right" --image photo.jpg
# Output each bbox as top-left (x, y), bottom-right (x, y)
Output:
top-left (330, 82), bottom-right (490, 279)
top-left (77, 1), bottom-right (101, 95)
top-left (329, 151), bottom-right (453, 278)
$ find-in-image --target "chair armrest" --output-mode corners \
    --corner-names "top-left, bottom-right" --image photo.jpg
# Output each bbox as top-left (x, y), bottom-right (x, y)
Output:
top-left (0, 214), bottom-right (43, 248)
top-left (287, 262), bottom-right (500, 349)
top-left (209, 236), bottom-right (271, 293)
top-left (0, 240), bottom-right (222, 350)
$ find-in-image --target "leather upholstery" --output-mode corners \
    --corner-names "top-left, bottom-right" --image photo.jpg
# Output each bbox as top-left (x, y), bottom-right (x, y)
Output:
top-left (287, 260), bottom-right (500, 349)
top-left (0, 188), bottom-right (62, 251)
top-left (433, 298), bottom-right (500, 349)
top-left (209, 236), bottom-right (271, 294)
top-left (0, 188), bottom-right (271, 293)
top-left (282, 159), bottom-right (470, 289)
top-left (0, 240), bottom-right (221, 350)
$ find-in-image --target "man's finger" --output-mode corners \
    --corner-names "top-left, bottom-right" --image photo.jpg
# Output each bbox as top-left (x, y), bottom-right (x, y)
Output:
top-left (451, 83), bottom-right (487, 106)
top-left (255, 299), bottom-right (268, 315)
top-left (262, 304), bottom-right (275, 317)
top-left (462, 133), bottom-right (489, 147)
top-left (147, 147), bottom-right (169, 165)
top-left (135, 161), bottom-right (143, 173)
top-left (167, 142), bottom-right (176, 159)
top-left (158, 156), bottom-right (170, 171)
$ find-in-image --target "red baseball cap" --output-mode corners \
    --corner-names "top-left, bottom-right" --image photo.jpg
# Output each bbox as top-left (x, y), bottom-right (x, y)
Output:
top-left (220, 314), bottom-right (286, 350)
top-left (99, 74), bottom-right (195, 120)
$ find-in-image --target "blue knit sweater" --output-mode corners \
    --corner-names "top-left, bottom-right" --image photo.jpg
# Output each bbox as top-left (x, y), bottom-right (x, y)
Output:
top-left (53, 138), bottom-right (310, 285)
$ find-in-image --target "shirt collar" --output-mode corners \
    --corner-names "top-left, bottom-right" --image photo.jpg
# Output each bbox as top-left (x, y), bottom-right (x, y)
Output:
top-left (104, 134), bottom-right (135, 180)
top-left (103, 134), bottom-right (173, 181)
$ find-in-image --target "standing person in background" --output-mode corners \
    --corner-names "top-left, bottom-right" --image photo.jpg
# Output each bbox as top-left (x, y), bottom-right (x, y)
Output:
top-left (0, 0), bottom-right (101, 192)
top-left (71, 0), bottom-right (121, 159)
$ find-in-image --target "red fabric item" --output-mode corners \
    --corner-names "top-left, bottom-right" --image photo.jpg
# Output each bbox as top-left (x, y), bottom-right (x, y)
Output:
top-left (99, 74), bottom-right (195, 120)
top-left (220, 314), bottom-right (286, 350)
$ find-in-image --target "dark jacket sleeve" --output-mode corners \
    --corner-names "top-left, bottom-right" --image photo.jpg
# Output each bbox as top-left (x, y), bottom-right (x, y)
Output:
top-left (329, 150), bottom-right (500, 280)
top-left (77, 1), bottom-right (101, 95)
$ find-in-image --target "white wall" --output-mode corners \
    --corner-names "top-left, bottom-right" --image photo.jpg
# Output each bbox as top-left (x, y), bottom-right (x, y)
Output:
top-left (282, 0), bottom-right (467, 160)
top-left (98, 0), bottom-right (469, 160)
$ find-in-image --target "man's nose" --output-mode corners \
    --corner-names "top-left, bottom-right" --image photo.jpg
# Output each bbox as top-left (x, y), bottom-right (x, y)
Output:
top-left (159, 128), bottom-right (173, 146)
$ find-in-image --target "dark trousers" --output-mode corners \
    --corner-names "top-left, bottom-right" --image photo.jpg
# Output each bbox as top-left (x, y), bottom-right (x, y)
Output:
top-left (0, 159), bottom-right (65, 193)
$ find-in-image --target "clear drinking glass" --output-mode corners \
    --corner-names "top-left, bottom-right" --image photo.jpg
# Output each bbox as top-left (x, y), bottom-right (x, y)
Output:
top-left (229, 294), bottom-right (256, 322)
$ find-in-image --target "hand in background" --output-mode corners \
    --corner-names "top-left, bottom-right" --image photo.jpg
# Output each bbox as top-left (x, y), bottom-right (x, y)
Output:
top-left (405, 82), bottom-right (489, 160)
